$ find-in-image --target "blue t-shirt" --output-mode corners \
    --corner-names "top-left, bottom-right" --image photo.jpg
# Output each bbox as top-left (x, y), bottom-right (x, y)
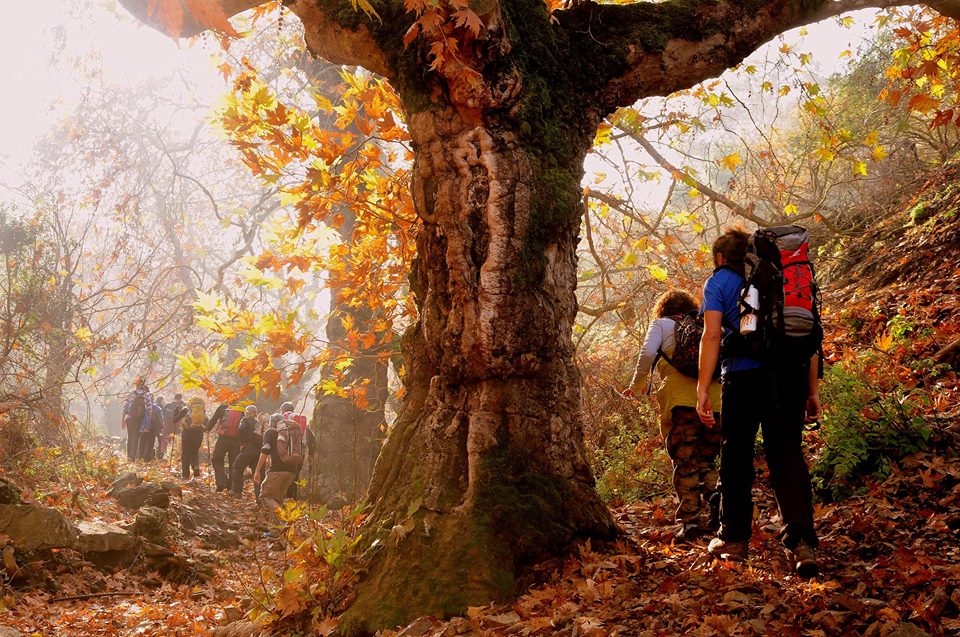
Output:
top-left (701, 267), bottom-right (763, 375)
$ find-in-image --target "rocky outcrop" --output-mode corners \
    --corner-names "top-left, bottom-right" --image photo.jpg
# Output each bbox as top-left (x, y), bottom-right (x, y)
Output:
top-left (0, 505), bottom-right (77, 551)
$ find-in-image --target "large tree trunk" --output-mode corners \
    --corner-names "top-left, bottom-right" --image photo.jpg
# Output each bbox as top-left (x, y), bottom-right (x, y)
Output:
top-left (310, 303), bottom-right (389, 504)
top-left (339, 105), bottom-right (617, 633)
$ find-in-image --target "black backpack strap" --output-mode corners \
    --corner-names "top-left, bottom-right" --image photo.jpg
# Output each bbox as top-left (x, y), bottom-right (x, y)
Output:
top-left (647, 348), bottom-right (663, 394)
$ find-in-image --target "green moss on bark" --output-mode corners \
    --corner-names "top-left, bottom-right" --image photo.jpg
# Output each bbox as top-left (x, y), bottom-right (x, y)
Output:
top-left (473, 443), bottom-right (576, 565)
top-left (338, 510), bottom-right (514, 636)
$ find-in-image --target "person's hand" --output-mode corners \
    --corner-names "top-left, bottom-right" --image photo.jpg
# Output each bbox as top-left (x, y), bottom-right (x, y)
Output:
top-left (805, 392), bottom-right (822, 424)
top-left (622, 388), bottom-right (635, 399)
top-left (697, 390), bottom-right (716, 427)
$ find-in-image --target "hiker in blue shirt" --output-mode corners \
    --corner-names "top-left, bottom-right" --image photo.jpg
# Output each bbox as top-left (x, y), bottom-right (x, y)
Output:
top-left (696, 226), bottom-right (821, 577)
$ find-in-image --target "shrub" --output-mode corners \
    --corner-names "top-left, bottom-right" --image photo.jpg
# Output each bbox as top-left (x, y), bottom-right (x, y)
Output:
top-left (590, 400), bottom-right (671, 505)
top-left (812, 352), bottom-right (932, 501)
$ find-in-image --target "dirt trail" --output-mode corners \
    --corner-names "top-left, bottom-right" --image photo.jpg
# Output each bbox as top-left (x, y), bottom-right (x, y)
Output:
top-left (2, 462), bottom-right (281, 637)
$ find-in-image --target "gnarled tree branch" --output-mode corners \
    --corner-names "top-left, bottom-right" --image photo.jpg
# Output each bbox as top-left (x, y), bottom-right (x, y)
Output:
top-left (555, 0), bottom-right (960, 115)
top-left (117, 0), bottom-right (394, 77)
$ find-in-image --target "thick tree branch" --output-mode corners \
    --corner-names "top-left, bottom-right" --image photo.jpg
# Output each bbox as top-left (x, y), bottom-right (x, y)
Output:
top-left (117, 0), bottom-right (393, 77)
top-left (116, 0), bottom-right (267, 37)
top-left (556, 0), bottom-right (960, 114)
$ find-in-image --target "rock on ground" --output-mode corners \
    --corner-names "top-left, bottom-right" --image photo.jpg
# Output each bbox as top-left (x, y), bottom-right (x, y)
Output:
top-left (0, 477), bottom-right (22, 505)
top-left (107, 471), bottom-right (143, 495)
top-left (0, 504), bottom-right (77, 551)
top-left (131, 506), bottom-right (169, 543)
top-left (76, 520), bottom-right (136, 553)
top-left (113, 483), bottom-right (171, 510)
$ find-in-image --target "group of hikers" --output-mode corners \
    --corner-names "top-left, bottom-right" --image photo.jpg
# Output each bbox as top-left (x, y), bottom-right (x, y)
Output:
top-left (121, 387), bottom-right (312, 512)
top-left (121, 223), bottom-right (823, 572)
top-left (627, 225), bottom-right (823, 578)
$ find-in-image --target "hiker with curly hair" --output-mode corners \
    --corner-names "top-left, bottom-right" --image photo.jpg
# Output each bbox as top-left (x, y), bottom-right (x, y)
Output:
top-left (627, 289), bottom-right (722, 541)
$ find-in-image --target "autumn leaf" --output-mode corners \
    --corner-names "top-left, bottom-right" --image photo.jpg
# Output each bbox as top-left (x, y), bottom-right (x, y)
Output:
top-left (452, 9), bottom-right (484, 35)
top-left (717, 152), bottom-right (742, 172)
top-left (316, 616), bottom-right (339, 636)
top-left (646, 264), bottom-right (668, 281)
top-left (874, 328), bottom-right (895, 352)
top-left (907, 93), bottom-right (940, 114)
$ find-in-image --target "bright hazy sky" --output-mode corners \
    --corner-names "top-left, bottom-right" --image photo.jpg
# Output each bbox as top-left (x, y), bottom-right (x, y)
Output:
top-left (0, 1), bottom-right (222, 187)
top-left (0, 1), bottom-right (881, 191)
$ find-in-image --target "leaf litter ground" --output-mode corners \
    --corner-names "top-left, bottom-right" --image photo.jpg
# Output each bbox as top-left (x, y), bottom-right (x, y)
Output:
top-left (2, 439), bottom-right (958, 637)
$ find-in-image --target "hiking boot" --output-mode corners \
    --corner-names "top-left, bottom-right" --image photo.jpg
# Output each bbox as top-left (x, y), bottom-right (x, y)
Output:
top-left (707, 537), bottom-right (748, 561)
top-left (786, 542), bottom-right (819, 578)
top-left (676, 523), bottom-right (706, 542)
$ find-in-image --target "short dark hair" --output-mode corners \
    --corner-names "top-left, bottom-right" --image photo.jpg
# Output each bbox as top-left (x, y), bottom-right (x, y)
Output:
top-left (653, 289), bottom-right (698, 318)
top-left (712, 225), bottom-right (750, 273)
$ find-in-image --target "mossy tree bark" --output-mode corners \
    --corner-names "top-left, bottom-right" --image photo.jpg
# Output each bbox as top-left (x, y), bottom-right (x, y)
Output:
top-left (119, 0), bottom-right (960, 633)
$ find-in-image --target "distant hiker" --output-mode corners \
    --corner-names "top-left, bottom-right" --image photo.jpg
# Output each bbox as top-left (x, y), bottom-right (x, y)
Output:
top-left (697, 226), bottom-right (822, 576)
top-left (122, 380), bottom-right (152, 462)
top-left (137, 396), bottom-right (164, 461)
top-left (230, 405), bottom-right (264, 500)
top-left (626, 289), bottom-right (722, 541)
top-left (209, 404), bottom-right (244, 492)
top-left (278, 401), bottom-right (313, 500)
top-left (181, 396), bottom-right (206, 480)
top-left (160, 393), bottom-right (184, 459)
top-left (255, 410), bottom-right (305, 513)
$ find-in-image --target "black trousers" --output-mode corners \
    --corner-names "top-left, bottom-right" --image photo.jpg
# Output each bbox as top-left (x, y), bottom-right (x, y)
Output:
top-left (181, 427), bottom-right (204, 479)
top-left (231, 449), bottom-right (261, 498)
top-left (137, 430), bottom-right (157, 461)
top-left (212, 436), bottom-right (241, 491)
top-left (126, 425), bottom-right (140, 462)
top-left (718, 361), bottom-right (817, 549)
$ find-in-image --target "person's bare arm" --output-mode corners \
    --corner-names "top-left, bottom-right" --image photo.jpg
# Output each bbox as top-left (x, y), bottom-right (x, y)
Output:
top-left (253, 454), bottom-right (268, 484)
top-left (697, 310), bottom-right (723, 427)
top-left (805, 353), bottom-right (822, 423)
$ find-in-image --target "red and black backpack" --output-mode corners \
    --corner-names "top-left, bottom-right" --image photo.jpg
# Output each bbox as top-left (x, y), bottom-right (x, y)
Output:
top-left (733, 225), bottom-right (824, 368)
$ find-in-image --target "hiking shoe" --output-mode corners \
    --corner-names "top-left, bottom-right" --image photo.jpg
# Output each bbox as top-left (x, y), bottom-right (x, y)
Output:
top-left (676, 523), bottom-right (706, 542)
top-left (707, 537), bottom-right (748, 561)
top-left (786, 543), bottom-right (819, 578)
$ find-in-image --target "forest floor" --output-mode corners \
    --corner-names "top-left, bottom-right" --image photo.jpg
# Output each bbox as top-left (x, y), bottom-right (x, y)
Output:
top-left (4, 165), bottom-right (960, 637)
top-left (2, 439), bottom-right (959, 637)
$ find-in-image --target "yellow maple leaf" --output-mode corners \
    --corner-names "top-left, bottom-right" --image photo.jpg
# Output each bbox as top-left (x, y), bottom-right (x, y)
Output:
top-left (647, 264), bottom-right (669, 281)
top-left (718, 152), bottom-right (742, 172)
top-left (875, 329), bottom-right (895, 353)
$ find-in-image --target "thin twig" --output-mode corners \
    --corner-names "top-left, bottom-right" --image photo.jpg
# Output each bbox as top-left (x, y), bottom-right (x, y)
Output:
top-left (48, 591), bottom-right (143, 603)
